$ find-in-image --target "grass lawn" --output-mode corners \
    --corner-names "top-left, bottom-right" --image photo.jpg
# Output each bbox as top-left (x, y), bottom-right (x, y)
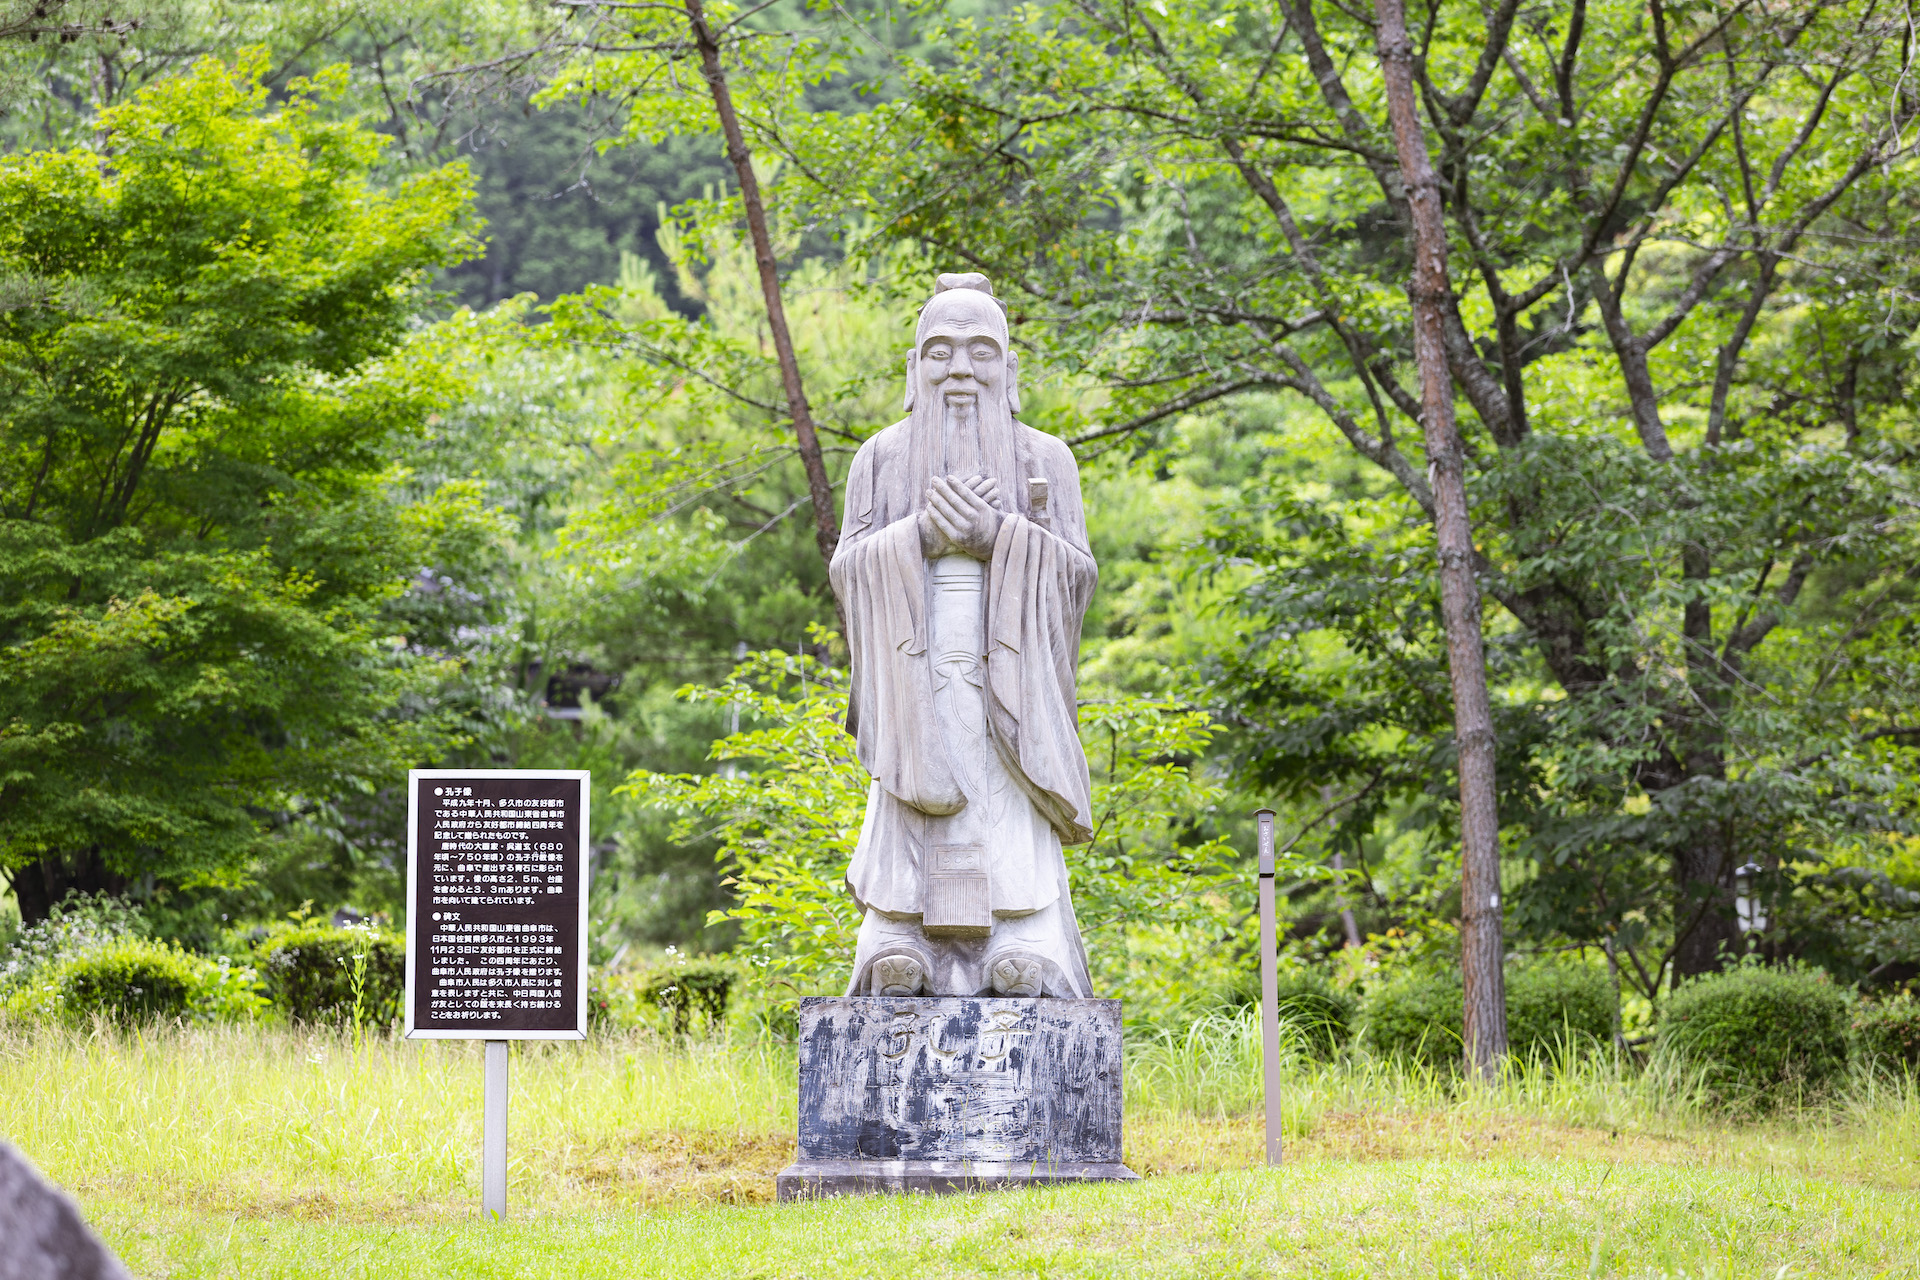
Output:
top-left (5, 1025), bottom-right (1916, 1277)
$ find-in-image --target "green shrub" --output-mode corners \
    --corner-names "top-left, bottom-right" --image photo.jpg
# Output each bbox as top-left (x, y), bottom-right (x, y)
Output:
top-left (1853, 993), bottom-right (1920, 1071)
top-left (0, 892), bottom-right (146, 991)
top-left (1361, 970), bottom-right (1463, 1069)
top-left (588, 957), bottom-right (739, 1035)
top-left (1507, 961), bottom-right (1615, 1060)
top-left (3, 938), bottom-right (264, 1025)
top-left (258, 924), bottom-right (403, 1027)
top-left (645, 959), bottom-right (735, 1035)
top-left (588, 968), bottom-right (651, 1029)
top-left (1362, 959), bottom-right (1617, 1069)
top-left (1659, 963), bottom-right (1852, 1106)
top-left (58, 938), bottom-right (196, 1021)
top-left (1272, 970), bottom-right (1359, 1056)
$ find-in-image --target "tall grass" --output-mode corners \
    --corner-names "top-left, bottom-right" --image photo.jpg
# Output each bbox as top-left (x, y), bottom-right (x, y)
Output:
top-left (3, 1013), bottom-right (1915, 1217)
top-left (0, 1022), bottom-right (795, 1210)
top-left (1121, 1007), bottom-right (1920, 1186)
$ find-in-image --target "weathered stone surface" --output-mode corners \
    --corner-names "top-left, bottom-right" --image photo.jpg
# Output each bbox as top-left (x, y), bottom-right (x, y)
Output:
top-left (0, 1142), bottom-right (131, 1280)
top-left (777, 1158), bottom-right (1137, 1199)
top-left (777, 996), bottom-right (1139, 1199)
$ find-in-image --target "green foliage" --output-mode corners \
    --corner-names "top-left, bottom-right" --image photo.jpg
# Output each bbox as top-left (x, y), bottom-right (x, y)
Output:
top-left (0, 890), bottom-right (144, 988)
top-left (622, 636), bottom-right (1271, 1003)
top-left (589, 954), bottom-right (738, 1036)
top-left (0, 49), bottom-right (482, 915)
top-left (1270, 970), bottom-right (1359, 1058)
top-left (789, 0), bottom-right (1920, 994)
top-left (52, 938), bottom-right (195, 1022)
top-left (4, 936), bottom-right (262, 1025)
top-left (619, 640), bottom-right (871, 996)
top-left (1126, 1008), bottom-right (1290, 1118)
top-left (1659, 963), bottom-right (1854, 1106)
top-left (1361, 971), bottom-right (1464, 1070)
top-left (1362, 959), bottom-right (1618, 1069)
top-left (537, 0), bottom-right (838, 170)
top-left (643, 958), bottom-right (735, 1036)
top-left (539, 245), bottom-right (903, 952)
top-left (1851, 994), bottom-right (1920, 1073)
top-left (256, 921), bottom-right (403, 1028)
top-left (11, 0), bottom-right (1920, 1047)
top-left (1506, 962), bottom-right (1618, 1061)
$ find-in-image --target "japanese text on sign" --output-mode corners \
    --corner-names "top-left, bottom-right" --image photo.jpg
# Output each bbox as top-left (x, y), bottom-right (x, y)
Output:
top-left (406, 771), bottom-right (587, 1039)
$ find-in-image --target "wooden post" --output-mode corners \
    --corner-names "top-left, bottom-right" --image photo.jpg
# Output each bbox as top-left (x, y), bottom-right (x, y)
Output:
top-left (483, 1040), bottom-right (509, 1219)
top-left (1256, 807), bottom-right (1282, 1166)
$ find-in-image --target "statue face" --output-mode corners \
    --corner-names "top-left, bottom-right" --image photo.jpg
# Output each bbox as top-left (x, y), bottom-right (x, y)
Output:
top-left (919, 327), bottom-right (1006, 407)
top-left (915, 289), bottom-right (1009, 408)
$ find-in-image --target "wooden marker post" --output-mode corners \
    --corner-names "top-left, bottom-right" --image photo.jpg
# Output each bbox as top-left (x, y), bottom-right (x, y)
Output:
top-left (1256, 807), bottom-right (1282, 1167)
top-left (405, 769), bottom-right (590, 1221)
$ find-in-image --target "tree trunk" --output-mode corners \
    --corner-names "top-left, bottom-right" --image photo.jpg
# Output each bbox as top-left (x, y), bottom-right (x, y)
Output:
top-left (1374, 0), bottom-right (1508, 1079)
top-left (1661, 542), bottom-right (1743, 980)
top-left (6, 848), bottom-right (126, 924)
top-left (1671, 837), bottom-right (1741, 979)
top-left (684, 0), bottom-right (846, 624)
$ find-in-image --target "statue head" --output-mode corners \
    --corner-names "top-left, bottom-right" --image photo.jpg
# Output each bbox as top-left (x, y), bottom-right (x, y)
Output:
top-left (905, 273), bottom-right (1021, 415)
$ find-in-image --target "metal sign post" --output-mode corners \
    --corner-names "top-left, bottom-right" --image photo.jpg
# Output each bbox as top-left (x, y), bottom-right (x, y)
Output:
top-left (1256, 807), bottom-right (1282, 1167)
top-left (483, 1040), bottom-right (509, 1219)
top-left (404, 769), bottom-right (590, 1222)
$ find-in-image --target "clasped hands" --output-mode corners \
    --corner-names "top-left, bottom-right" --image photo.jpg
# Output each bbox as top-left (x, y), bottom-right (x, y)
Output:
top-left (919, 473), bottom-right (1003, 560)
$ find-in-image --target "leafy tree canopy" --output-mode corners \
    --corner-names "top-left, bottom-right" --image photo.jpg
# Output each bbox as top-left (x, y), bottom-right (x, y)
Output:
top-left (0, 50), bottom-right (483, 919)
top-left (759, 0), bottom-right (1920, 986)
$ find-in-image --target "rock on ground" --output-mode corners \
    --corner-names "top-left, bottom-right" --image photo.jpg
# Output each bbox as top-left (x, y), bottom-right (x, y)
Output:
top-left (0, 1142), bottom-right (130, 1280)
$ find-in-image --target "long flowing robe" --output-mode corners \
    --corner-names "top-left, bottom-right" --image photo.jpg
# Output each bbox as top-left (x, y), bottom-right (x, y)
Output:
top-left (829, 417), bottom-right (1098, 997)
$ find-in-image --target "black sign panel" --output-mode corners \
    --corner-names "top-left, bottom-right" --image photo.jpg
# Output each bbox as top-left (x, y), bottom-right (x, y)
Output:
top-left (404, 770), bottom-right (589, 1039)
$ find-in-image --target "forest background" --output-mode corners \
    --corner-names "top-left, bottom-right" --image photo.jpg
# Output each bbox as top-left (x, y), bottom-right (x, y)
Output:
top-left (2, 0), bottom-right (1918, 1033)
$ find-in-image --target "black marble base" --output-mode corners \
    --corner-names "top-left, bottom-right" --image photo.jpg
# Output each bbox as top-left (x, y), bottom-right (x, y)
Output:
top-left (776, 1157), bottom-right (1139, 1200)
top-left (783, 996), bottom-right (1138, 1199)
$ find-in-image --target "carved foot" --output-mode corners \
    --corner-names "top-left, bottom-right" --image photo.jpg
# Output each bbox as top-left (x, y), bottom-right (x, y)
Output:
top-left (989, 952), bottom-right (1045, 998)
top-left (870, 953), bottom-right (928, 997)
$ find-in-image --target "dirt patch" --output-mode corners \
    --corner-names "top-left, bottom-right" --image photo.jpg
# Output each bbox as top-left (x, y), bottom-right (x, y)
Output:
top-left (561, 1127), bottom-right (796, 1205)
top-left (65, 1129), bottom-right (801, 1220)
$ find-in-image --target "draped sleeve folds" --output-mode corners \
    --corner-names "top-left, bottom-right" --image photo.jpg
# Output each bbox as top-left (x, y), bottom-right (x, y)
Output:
top-left (829, 423), bottom-right (1098, 917)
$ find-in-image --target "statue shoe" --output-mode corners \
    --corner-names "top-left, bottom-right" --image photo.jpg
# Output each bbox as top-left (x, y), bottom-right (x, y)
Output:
top-left (871, 953), bottom-right (928, 997)
top-left (988, 951), bottom-right (1045, 998)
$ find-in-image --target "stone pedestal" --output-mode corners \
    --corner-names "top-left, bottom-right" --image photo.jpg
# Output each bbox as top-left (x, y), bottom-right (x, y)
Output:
top-left (776, 996), bottom-right (1139, 1200)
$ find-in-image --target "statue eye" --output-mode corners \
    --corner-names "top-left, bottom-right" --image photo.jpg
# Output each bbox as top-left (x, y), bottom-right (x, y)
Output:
top-left (925, 343), bottom-right (952, 360)
top-left (969, 342), bottom-right (997, 360)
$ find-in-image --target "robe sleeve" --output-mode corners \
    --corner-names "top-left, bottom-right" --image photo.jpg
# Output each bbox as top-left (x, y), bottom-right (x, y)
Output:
top-left (829, 438), bottom-right (965, 816)
top-left (984, 439), bottom-right (1098, 844)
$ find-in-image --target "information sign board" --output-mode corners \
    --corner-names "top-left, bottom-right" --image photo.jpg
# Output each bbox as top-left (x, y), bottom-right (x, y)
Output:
top-left (404, 769), bottom-right (589, 1040)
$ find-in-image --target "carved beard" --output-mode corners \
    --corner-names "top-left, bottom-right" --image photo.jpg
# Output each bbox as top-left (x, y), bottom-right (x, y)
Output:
top-left (904, 380), bottom-right (1026, 520)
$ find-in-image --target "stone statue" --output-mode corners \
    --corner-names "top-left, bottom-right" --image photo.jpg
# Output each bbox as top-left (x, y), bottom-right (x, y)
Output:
top-left (830, 273), bottom-right (1098, 1000)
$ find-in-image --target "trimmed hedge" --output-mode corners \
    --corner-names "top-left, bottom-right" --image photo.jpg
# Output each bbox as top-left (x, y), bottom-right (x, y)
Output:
top-left (1659, 964), bottom-right (1852, 1106)
top-left (3, 938), bottom-right (263, 1025)
top-left (1361, 959), bottom-right (1616, 1069)
top-left (258, 925), bottom-right (404, 1026)
top-left (644, 960), bottom-right (734, 1034)
top-left (1273, 971), bottom-right (1360, 1057)
top-left (590, 958), bottom-right (738, 1034)
top-left (1508, 962), bottom-right (1615, 1061)
top-left (1361, 970), bottom-right (1463, 1069)
top-left (1853, 993), bottom-right (1920, 1071)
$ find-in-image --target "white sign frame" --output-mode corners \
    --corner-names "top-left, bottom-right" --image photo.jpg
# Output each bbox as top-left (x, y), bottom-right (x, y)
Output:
top-left (404, 768), bottom-right (591, 1041)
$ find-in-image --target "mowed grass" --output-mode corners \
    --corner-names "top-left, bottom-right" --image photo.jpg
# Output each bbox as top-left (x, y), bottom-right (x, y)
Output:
top-left (3, 1021), bottom-right (1917, 1278)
